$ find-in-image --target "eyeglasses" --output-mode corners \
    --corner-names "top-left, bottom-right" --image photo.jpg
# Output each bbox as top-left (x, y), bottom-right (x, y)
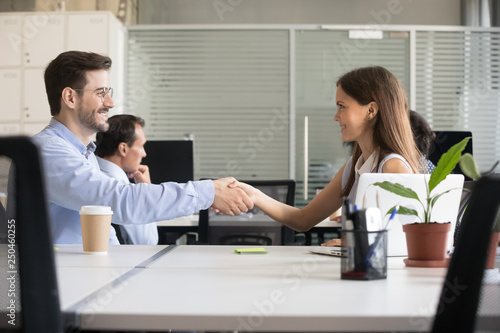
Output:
top-left (72, 87), bottom-right (113, 101)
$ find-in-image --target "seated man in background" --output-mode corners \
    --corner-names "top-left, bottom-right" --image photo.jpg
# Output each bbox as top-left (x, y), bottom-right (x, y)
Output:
top-left (33, 50), bottom-right (252, 244)
top-left (95, 114), bottom-right (158, 245)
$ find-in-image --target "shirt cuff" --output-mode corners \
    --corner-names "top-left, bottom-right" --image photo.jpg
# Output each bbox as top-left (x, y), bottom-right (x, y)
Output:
top-left (194, 179), bottom-right (215, 210)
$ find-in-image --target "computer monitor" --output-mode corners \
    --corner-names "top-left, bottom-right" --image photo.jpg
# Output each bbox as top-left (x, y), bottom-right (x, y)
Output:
top-left (428, 131), bottom-right (473, 177)
top-left (141, 140), bottom-right (194, 184)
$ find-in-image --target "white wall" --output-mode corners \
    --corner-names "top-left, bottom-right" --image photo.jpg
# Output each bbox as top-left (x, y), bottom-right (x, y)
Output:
top-left (137, 0), bottom-right (461, 25)
top-left (1, 0), bottom-right (462, 26)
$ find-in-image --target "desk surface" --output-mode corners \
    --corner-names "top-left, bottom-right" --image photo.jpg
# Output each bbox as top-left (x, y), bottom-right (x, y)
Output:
top-left (157, 215), bottom-right (198, 227)
top-left (55, 245), bottom-right (171, 315)
top-left (54, 245), bottom-right (500, 332)
top-left (156, 214), bottom-right (342, 228)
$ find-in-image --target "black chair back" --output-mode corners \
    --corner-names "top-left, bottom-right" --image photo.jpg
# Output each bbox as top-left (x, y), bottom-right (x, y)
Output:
top-left (431, 174), bottom-right (500, 332)
top-left (0, 137), bottom-right (62, 333)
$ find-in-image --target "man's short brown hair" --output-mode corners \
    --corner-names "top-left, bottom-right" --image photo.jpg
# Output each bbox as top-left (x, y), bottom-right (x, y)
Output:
top-left (44, 51), bottom-right (112, 116)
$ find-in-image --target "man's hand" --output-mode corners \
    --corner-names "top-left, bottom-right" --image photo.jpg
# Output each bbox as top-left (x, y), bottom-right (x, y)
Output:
top-left (229, 180), bottom-right (261, 203)
top-left (212, 177), bottom-right (254, 216)
top-left (129, 165), bottom-right (151, 184)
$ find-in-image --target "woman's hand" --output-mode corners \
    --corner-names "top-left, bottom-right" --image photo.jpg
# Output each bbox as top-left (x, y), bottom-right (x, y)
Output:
top-left (329, 215), bottom-right (341, 222)
top-left (229, 181), bottom-right (261, 205)
top-left (321, 238), bottom-right (341, 247)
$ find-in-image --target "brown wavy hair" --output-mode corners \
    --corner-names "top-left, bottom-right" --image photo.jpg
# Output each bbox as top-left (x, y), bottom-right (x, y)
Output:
top-left (338, 66), bottom-right (421, 197)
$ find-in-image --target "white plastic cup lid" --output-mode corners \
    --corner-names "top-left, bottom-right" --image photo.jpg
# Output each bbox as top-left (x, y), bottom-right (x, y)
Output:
top-left (79, 205), bottom-right (113, 215)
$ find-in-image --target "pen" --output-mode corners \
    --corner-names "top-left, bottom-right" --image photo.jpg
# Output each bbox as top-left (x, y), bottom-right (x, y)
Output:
top-left (384, 205), bottom-right (399, 230)
top-left (365, 206), bottom-right (399, 268)
top-left (376, 190), bottom-right (380, 210)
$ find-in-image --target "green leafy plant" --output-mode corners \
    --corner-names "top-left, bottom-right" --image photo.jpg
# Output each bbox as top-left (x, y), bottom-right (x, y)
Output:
top-left (373, 137), bottom-right (471, 223)
top-left (459, 153), bottom-right (500, 232)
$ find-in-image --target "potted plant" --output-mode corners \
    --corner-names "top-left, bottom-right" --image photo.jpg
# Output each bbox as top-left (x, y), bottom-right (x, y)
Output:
top-left (459, 153), bottom-right (500, 276)
top-left (373, 137), bottom-right (471, 267)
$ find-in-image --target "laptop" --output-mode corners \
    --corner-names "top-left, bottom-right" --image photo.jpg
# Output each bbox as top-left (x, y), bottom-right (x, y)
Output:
top-left (308, 173), bottom-right (464, 257)
top-left (354, 173), bottom-right (464, 257)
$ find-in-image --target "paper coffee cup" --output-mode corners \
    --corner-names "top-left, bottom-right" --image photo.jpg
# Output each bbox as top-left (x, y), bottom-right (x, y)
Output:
top-left (79, 206), bottom-right (113, 255)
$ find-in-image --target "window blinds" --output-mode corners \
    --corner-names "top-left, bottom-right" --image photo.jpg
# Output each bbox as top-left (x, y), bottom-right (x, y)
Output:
top-left (127, 30), bottom-right (290, 181)
top-left (415, 30), bottom-right (500, 171)
top-left (126, 26), bottom-right (500, 207)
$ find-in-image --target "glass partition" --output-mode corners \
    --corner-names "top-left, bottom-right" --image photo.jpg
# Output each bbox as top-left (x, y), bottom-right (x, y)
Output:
top-left (294, 29), bottom-right (410, 206)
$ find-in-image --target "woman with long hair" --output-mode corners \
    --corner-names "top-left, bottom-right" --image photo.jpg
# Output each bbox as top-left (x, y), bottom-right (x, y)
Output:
top-left (235, 66), bottom-right (421, 232)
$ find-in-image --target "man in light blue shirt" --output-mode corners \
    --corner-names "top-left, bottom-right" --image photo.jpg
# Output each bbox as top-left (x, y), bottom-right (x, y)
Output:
top-left (95, 114), bottom-right (158, 245)
top-left (33, 51), bottom-right (253, 244)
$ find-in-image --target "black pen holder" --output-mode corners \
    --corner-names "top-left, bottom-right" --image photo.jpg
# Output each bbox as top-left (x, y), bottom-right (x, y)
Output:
top-left (341, 229), bottom-right (388, 281)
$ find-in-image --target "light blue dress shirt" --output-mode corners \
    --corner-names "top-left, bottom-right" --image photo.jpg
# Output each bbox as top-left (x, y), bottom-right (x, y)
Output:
top-left (33, 118), bottom-right (214, 245)
top-left (97, 156), bottom-right (159, 245)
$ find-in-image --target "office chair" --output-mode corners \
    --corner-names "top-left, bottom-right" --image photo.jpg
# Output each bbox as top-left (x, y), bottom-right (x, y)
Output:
top-left (198, 179), bottom-right (296, 245)
top-left (0, 137), bottom-right (62, 333)
top-left (431, 174), bottom-right (500, 333)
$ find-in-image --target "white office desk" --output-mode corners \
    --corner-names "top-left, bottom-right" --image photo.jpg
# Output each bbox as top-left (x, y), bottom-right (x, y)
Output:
top-left (54, 244), bottom-right (169, 268)
top-left (156, 215), bottom-right (198, 227)
top-left (156, 214), bottom-right (342, 228)
top-left (315, 218), bottom-right (342, 228)
top-left (56, 245), bottom-right (500, 332)
top-left (53, 244), bottom-right (499, 332)
top-left (55, 244), bottom-right (173, 326)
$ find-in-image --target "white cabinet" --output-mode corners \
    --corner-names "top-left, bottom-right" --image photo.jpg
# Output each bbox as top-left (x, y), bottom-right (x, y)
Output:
top-left (0, 69), bottom-right (21, 122)
top-left (22, 123), bottom-right (47, 136)
top-left (0, 16), bottom-right (22, 67)
top-left (23, 68), bottom-right (50, 122)
top-left (0, 11), bottom-right (124, 135)
top-left (67, 14), bottom-right (109, 55)
top-left (66, 13), bottom-right (125, 114)
top-left (23, 14), bottom-right (65, 67)
top-left (0, 124), bottom-right (21, 136)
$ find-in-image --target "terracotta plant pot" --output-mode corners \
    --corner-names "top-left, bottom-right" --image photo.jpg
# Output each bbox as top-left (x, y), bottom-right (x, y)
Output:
top-left (402, 223), bottom-right (451, 267)
top-left (486, 232), bottom-right (500, 269)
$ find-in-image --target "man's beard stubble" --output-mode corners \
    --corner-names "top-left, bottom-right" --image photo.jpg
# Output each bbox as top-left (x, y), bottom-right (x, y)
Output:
top-left (77, 107), bottom-right (109, 133)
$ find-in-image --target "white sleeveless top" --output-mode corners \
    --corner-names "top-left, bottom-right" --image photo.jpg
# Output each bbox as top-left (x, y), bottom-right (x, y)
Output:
top-left (341, 150), bottom-right (412, 203)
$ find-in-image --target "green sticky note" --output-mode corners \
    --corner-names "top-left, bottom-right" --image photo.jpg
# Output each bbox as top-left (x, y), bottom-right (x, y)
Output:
top-left (234, 247), bottom-right (268, 254)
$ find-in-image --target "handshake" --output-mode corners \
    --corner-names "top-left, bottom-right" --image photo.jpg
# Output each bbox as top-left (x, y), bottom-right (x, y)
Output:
top-left (211, 177), bottom-right (259, 216)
